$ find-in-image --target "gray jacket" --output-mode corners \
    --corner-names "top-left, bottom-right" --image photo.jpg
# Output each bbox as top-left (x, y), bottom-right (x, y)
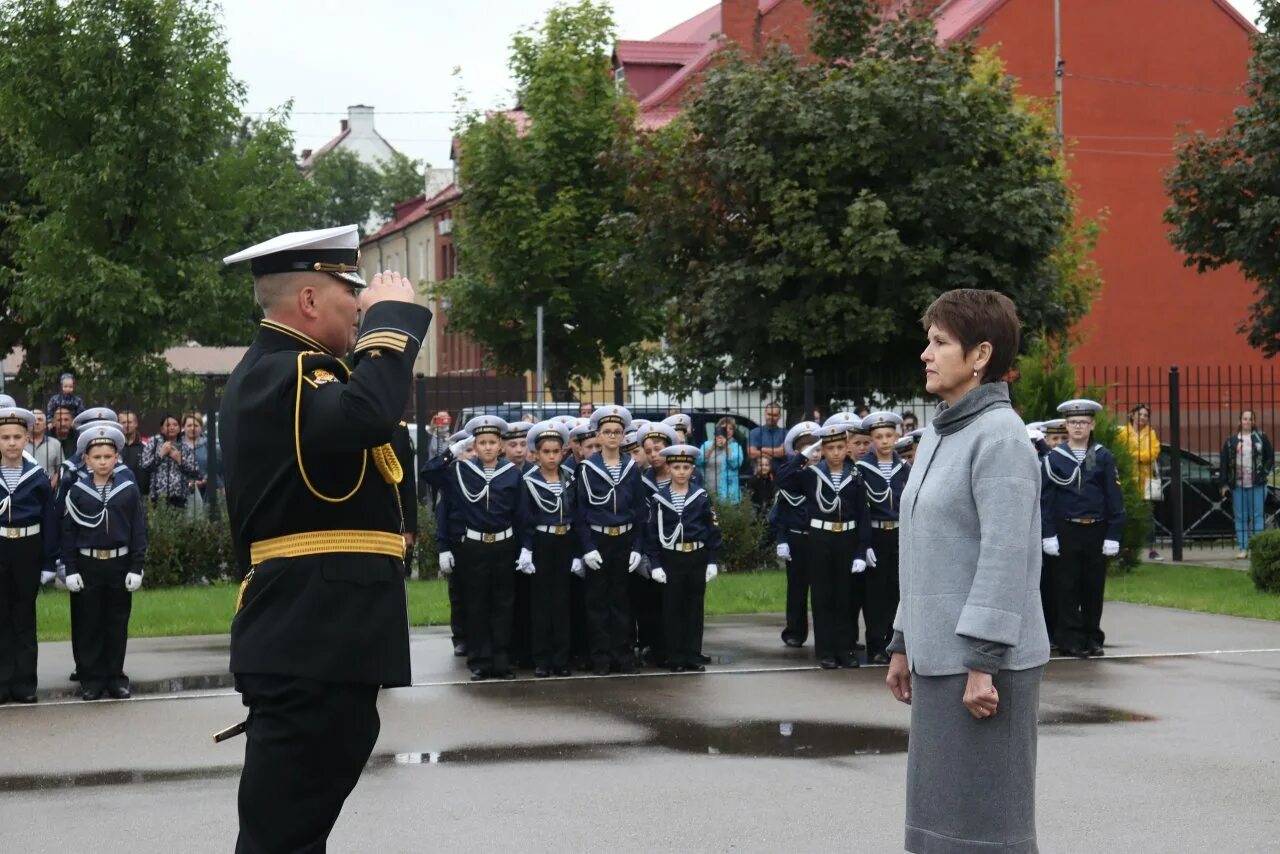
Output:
top-left (889, 382), bottom-right (1049, 677)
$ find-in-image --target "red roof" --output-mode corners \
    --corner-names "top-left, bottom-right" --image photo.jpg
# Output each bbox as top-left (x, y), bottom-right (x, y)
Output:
top-left (615, 40), bottom-right (705, 66)
top-left (360, 182), bottom-right (462, 246)
top-left (653, 4), bottom-right (721, 42)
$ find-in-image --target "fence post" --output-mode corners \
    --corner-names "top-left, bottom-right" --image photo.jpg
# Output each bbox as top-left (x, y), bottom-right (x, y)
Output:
top-left (613, 369), bottom-right (624, 406)
top-left (1169, 365), bottom-right (1183, 562)
top-left (803, 369), bottom-right (815, 420)
top-left (203, 375), bottom-right (221, 525)
top-left (414, 375), bottom-right (428, 502)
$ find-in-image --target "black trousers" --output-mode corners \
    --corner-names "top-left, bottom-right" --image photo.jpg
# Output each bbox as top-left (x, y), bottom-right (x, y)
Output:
top-left (570, 573), bottom-right (589, 666)
top-left (781, 530), bottom-right (810, 645)
top-left (660, 549), bottom-right (708, 667)
top-left (1040, 554), bottom-right (1058, 646)
top-left (631, 566), bottom-right (665, 663)
top-left (849, 550), bottom-right (867, 648)
top-left (530, 531), bottom-right (574, 670)
top-left (864, 527), bottom-right (900, 657)
top-left (72, 555), bottom-right (132, 693)
top-left (446, 573), bottom-right (465, 646)
top-left (236, 674), bottom-right (381, 854)
top-left (457, 538), bottom-right (517, 673)
top-left (809, 529), bottom-right (857, 665)
top-left (1055, 521), bottom-right (1107, 652)
top-left (585, 532), bottom-right (635, 669)
top-left (0, 533), bottom-right (42, 696)
top-left (510, 570), bottom-right (533, 667)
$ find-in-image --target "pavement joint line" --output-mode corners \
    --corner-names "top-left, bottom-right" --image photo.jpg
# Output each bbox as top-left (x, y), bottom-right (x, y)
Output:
top-left (7, 646), bottom-right (1280, 711)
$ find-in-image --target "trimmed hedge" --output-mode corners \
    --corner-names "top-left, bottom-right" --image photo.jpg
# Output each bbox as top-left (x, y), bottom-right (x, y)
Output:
top-left (1248, 530), bottom-right (1280, 593)
top-left (143, 502), bottom-right (234, 586)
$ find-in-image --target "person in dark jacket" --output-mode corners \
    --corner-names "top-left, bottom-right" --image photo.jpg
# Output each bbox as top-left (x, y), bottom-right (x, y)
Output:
top-left (117, 410), bottom-right (150, 498)
top-left (772, 421), bottom-right (820, 648)
top-left (1219, 409), bottom-right (1275, 558)
top-left (856, 411), bottom-right (911, 665)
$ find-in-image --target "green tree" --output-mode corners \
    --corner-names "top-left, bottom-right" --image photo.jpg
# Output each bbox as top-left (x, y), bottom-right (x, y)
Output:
top-left (616, 2), bottom-right (1088, 395)
top-left (445, 0), bottom-right (652, 391)
top-left (376, 150), bottom-right (428, 215)
top-left (308, 147), bottom-right (383, 233)
top-left (0, 0), bottom-right (318, 383)
top-left (1165, 0), bottom-right (1280, 356)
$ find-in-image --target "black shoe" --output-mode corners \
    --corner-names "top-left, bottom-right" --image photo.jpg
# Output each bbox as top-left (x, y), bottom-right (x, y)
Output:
top-left (553, 667), bottom-right (571, 677)
top-left (1060, 647), bottom-right (1089, 658)
top-left (81, 688), bottom-right (103, 701)
top-left (869, 652), bottom-right (890, 666)
top-left (686, 664), bottom-right (705, 673)
top-left (818, 658), bottom-right (839, 670)
top-left (469, 669), bottom-right (488, 682)
top-left (670, 665), bottom-right (686, 673)
top-left (837, 657), bottom-right (860, 669)
top-left (592, 665), bottom-right (610, 676)
top-left (69, 670), bottom-right (79, 682)
top-left (10, 691), bottom-right (37, 704)
top-left (453, 643), bottom-right (467, 657)
top-left (107, 686), bottom-right (130, 700)
top-left (853, 643), bottom-right (865, 652)
top-left (783, 637), bottom-right (804, 648)
top-left (534, 667), bottom-right (551, 678)
top-left (494, 670), bottom-right (516, 680)
top-left (697, 653), bottom-right (712, 664)
top-left (1087, 645), bottom-right (1105, 657)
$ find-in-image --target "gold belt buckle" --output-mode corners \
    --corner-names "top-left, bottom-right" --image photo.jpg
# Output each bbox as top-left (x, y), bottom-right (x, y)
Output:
top-left (96, 549), bottom-right (111, 559)
top-left (555, 525), bottom-right (568, 535)
top-left (831, 522), bottom-right (845, 532)
top-left (683, 543), bottom-right (696, 552)
top-left (482, 533), bottom-right (496, 544)
top-left (4, 528), bottom-right (19, 539)
top-left (607, 526), bottom-right (620, 536)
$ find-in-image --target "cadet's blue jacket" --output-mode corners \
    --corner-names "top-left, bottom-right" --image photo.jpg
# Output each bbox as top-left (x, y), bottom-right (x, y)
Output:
top-left (644, 482), bottom-right (721, 569)
top-left (1040, 443), bottom-right (1126, 541)
top-left (434, 492), bottom-right (462, 555)
top-left (770, 453), bottom-right (809, 547)
top-left (61, 470), bottom-right (147, 575)
top-left (421, 453), bottom-right (523, 538)
top-left (573, 452), bottom-right (647, 554)
top-left (0, 459), bottom-right (60, 570)
top-left (776, 457), bottom-right (870, 559)
top-left (518, 465), bottom-right (577, 552)
top-left (855, 451), bottom-right (910, 523)
top-left (56, 455), bottom-right (134, 508)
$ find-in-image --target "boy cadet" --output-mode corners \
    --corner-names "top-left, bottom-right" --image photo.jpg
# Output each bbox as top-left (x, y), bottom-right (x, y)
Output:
top-left (575, 405), bottom-right (647, 675)
top-left (636, 421), bottom-right (681, 666)
top-left (436, 431), bottom-right (471, 657)
top-left (503, 421), bottom-right (533, 471)
top-left (1041, 399), bottom-right (1125, 658)
top-left (219, 225), bottom-right (430, 851)
top-left (662, 413), bottom-right (692, 445)
top-left (422, 416), bottom-right (524, 681)
top-left (568, 420), bottom-right (598, 468)
top-left (622, 430), bottom-right (647, 469)
top-left (518, 421), bottom-right (576, 677)
top-left (503, 421), bottom-right (535, 666)
top-left (777, 422), bottom-right (870, 669)
top-left (646, 444), bottom-right (721, 672)
top-left (1042, 418), bottom-right (1067, 450)
top-left (773, 421), bottom-right (820, 648)
top-left (0, 406), bottom-right (58, 703)
top-left (62, 424), bottom-right (146, 701)
top-left (827, 414), bottom-right (870, 654)
top-left (56, 407), bottom-right (134, 507)
top-left (855, 411), bottom-right (909, 665)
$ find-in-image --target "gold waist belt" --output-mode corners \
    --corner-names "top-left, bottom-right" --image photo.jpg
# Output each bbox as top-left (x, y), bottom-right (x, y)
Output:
top-left (250, 529), bottom-right (406, 565)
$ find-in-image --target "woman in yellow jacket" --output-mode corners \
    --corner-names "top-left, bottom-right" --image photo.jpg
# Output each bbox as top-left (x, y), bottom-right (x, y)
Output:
top-left (1120, 404), bottom-right (1162, 560)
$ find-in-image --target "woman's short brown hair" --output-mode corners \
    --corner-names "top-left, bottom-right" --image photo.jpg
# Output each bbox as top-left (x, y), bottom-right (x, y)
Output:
top-left (920, 289), bottom-right (1021, 383)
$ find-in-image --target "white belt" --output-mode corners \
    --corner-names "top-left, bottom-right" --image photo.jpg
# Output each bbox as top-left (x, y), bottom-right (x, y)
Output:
top-left (79, 546), bottom-right (129, 559)
top-left (662, 541), bottom-right (704, 552)
top-left (1, 523), bottom-right (40, 539)
top-left (590, 523), bottom-right (633, 536)
top-left (536, 524), bottom-right (572, 535)
top-left (870, 520), bottom-right (899, 530)
top-left (809, 519), bottom-right (855, 532)
top-left (465, 528), bottom-right (513, 543)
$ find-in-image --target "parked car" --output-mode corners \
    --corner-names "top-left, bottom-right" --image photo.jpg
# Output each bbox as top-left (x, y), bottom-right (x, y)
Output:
top-left (1152, 445), bottom-right (1280, 540)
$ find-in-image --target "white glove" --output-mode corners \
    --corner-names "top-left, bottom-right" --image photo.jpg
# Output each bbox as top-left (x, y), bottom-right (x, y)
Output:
top-left (1042, 537), bottom-right (1060, 557)
top-left (438, 550), bottom-right (455, 575)
top-left (802, 443), bottom-right (822, 462)
top-left (1102, 539), bottom-right (1120, 557)
top-left (866, 547), bottom-right (878, 568)
top-left (776, 542), bottom-right (791, 562)
top-left (584, 550), bottom-right (603, 570)
top-left (628, 551), bottom-right (641, 573)
top-left (125, 573), bottom-right (143, 592)
top-left (66, 573), bottom-right (85, 593)
top-left (448, 439), bottom-right (469, 458)
top-left (571, 558), bottom-right (585, 578)
top-left (1027, 428), bottom-right (1045, 442)
top-left (851, 558), bottom-right (867, 574)
top-left (40, 570), bottom-right (56, 585)
top-left (705, 563), bottom-right (719, 582)
top-left (651, 568), bottom-right (667, 584)
top-left (516, 548), bottom-right (535, 575)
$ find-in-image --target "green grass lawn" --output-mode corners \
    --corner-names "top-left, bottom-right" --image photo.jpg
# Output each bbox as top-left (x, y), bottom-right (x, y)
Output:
top-left (33, 563), bottom-right (1279, 643)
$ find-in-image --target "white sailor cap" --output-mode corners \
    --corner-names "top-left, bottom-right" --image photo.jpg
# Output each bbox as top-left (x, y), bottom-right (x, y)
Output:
top-left (621, 431), bottom-right (641, 452)
top-left (894, 435), bottom-right (914, 452)
top-left (630, 419), bottom-right (651, 438)
top-left (1042, 418), bottom-right (1067, 435)
top-left (660, 444), bottom-right (701, 464)
top-left (907, 427), bottom-right (925, 443)
top-left (861, 411), bottom-right (903, 432)
top-left (1025, 421), bottom-right (1045, 432)
top-left (77, 424), bottom-right (125, 455)
top-left (447, 430), bottom-right (470, 444)
top-left (783, 421), bottom-right (821, 455)
top-left (569, 422), bottom-right (597, 440)
top-left (0, 406), bottom-right (36, 432)
top-left (816, 424), bottom-right (850, 444)
top-left (662, 414), bottom-right (692, 434)
top-left (825, 412), bottom-right (858, 427)
top-left (502, 421), bottom-right (533, 441)
top-left (550, 415), bottom-right (578, 426)
top-left (528, 420), bottom-right (569, 447)
top-left (223, 224), bottom-right (365, 287)
top-left (590, 405), bottom-right (632, 431)
top-left (640, 422), bottom-right (680, 447)
top-left (72, 406), bottom-right (119, 429)
top-left (0, 394), bottom-right (14, 408)
top-left (463, 415), bottom-right (509, 438)
top-left (1057, 399), bottom-right (1103, 419)
top-left (75, 419), bottom-right (123, 438)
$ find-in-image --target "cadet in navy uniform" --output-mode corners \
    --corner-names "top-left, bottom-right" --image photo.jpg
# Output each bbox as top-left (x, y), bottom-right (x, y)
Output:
top-left (1041, 399), bottom-right (1125, 657)
top-left (574, 405), bottom-right (647, 675)
top-left (55, 407), bottom-right (134, 508)
top-left (778, 422), bottom-right (870, 669)
top-left (0, 406), bottom-right (58, 703)
top-left (636, 421), bottom-right (680, 666)
top-left (438, 430), bottom-right (471, 656)
top-left (772, 420), bottom-right (820, 648)
top-left (503, 421), bottom-right (533, 471)
top-left (504, 421), bottom-right (536, 667)
top-left (856, 411), bottom-right (910, 664)
top-left (646, 444), bottom-right (721, 672)
top-left (219, 225), bottom-right (431, 852)
top-left (518, 421), bottom-right (577, 677)
top-left (62, 424), bottom-right (146, 701)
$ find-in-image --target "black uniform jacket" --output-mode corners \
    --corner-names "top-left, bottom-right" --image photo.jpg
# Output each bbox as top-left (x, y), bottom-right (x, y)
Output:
top-left (219, 304), bottom-right (431, 686)
top-left (61, 471), bottom-right (146, 576)
top-left (1, 459), bottom-right (60, 570)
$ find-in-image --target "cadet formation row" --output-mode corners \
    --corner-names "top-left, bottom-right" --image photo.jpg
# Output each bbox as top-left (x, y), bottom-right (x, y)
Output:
top-left (422, 396), bottom-right (1124, 680)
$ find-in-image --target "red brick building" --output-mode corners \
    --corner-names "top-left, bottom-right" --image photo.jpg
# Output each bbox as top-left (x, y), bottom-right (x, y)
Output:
top-left (614, 0), bottom-right (1263, 373)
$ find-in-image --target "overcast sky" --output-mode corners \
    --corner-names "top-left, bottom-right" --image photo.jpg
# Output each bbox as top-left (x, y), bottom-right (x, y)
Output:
top-left (220, 0), bottom-right (1265, 170)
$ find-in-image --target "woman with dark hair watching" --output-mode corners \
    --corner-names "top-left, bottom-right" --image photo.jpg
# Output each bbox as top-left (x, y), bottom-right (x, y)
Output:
top-left (1220, 409), bottom-right (1275, 559)
top-left (884, 289), bottom-right (1049, 854)
top-left (140, 414), bottom-right (202, 508)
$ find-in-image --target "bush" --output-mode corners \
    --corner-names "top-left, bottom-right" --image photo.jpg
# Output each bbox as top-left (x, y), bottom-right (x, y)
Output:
top-left (143, 502), bottom-right (234, 587)
top-left (1248, 530), bottom-right (1280, 592)
top-left (413, 499), bottom-right (439, 579)
top-left (713, 498), bottom-right (772, 572)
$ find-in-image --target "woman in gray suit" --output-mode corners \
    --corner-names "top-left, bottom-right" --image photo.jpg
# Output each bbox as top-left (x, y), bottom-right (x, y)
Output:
top-left (885, 289), bottom-right (1049, 854)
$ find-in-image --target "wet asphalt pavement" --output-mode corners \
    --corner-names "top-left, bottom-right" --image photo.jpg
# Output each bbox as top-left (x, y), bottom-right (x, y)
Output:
top-left (2, 604), bottom-right (1279, 853)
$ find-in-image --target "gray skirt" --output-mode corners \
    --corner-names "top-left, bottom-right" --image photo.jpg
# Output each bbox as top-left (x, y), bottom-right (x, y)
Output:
top-left (904, 666), bottom-right (1043, 854)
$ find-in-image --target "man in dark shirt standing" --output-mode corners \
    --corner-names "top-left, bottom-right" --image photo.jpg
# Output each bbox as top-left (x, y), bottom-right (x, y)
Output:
top-left (748, 402), bottom-right (787, 464)
top-left (117, 409), bottom-right (150, 497)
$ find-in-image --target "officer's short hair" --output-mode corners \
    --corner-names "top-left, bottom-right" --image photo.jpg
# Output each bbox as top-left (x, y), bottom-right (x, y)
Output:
top-left (920, 289), bottom-right (1021, 384)
top-left (253, 272), bottom-right (308, 311)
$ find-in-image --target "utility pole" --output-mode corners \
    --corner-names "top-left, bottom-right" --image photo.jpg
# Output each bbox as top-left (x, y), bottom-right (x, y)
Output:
top-left (535, 304), bottom-right (544, 413)
top-left (1055, 0), bottom-right (1065, 147)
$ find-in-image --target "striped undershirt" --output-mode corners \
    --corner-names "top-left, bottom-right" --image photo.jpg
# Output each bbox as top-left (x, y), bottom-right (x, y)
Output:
top-left (605, 462), bottom-right (623, 482)
top-left (1071, 448), bottom-right (1087, 463)
top-left (670, 490), bottom-right (687, 514)
top-left (830, 469), bottom-right (844, 490)
top-left (482, 464), bottom-right (497, 480)
top-left (546, 480), bottom-right (562, 496)
top-left (1, 466), bottom-right (21, 492)
top-left (877, 461), bottom-right (893, 478)
top-left (657, 478), bottom-right (670, 490)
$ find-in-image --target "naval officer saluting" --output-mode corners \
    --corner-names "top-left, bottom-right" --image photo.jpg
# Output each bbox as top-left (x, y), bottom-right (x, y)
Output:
top-left (219, 225), bottom-right (431, 853)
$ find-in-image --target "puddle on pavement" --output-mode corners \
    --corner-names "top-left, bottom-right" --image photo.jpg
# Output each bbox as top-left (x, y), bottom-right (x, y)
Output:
top-left (1041, 705), bottom-right (1156, 725)
top-left (0, 765), bottom-right (241, 793)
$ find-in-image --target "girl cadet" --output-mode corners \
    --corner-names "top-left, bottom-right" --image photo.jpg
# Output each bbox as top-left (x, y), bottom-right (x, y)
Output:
top-left (421, 416), bottom-right (524, 681)
top-left (777, 421), bottom-right (870, 670)
top-left (62, 424), bottom-right (147, 701)
top-left (574, 405), bottom-right (647, 676)
top-left (772, 420), bottom-right (820, 649)
top-left (517, 421), bottom-right (577, 678)
top-left (0, 406), bottom-right (58, 704)
top-left (856, 411), bottom-right (909, 665)
top-left (646, 444), bottom-right (721, 672)
top-left (636, 421), bottom-right (681, 667)
top-left (1041, 399), bottom-right (1125, 658)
